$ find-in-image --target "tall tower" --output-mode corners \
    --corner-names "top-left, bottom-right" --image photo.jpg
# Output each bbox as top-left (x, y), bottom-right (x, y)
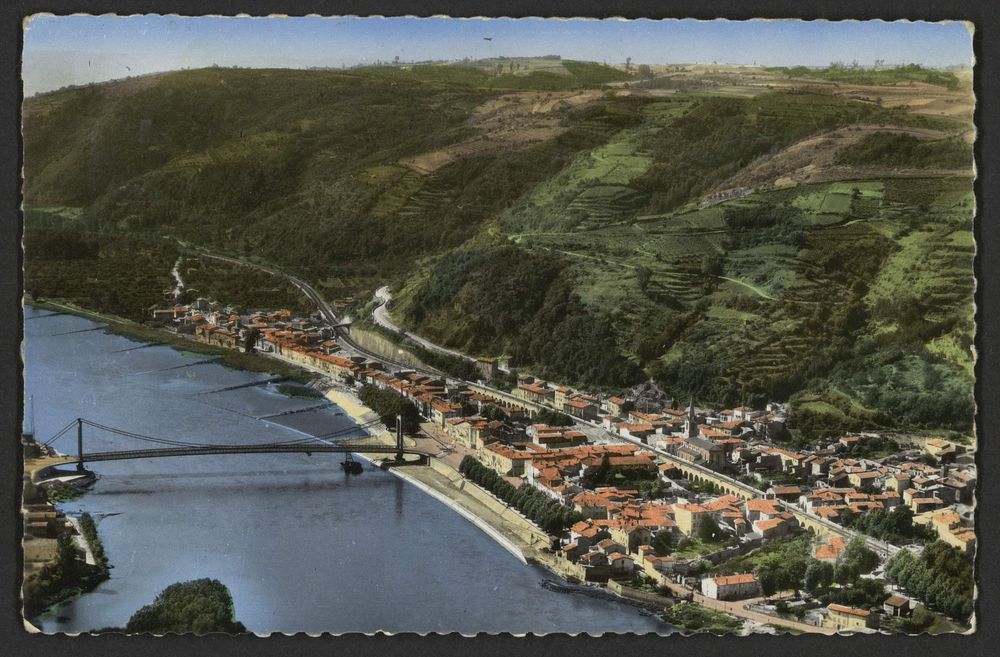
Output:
top-left (685, 397), bottom-right (698, 439)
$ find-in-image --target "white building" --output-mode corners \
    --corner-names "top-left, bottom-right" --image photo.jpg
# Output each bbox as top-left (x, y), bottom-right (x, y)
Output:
top-left (701, 573), bottom-right (762, 600)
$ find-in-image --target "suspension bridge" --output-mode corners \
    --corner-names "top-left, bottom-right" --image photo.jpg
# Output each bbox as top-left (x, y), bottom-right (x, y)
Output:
top-left (27, 417), bottom-right (434, 483)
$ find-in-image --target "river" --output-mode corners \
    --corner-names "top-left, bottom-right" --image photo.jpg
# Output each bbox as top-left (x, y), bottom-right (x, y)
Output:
top-left (23, 306), bottom-right (672, 635)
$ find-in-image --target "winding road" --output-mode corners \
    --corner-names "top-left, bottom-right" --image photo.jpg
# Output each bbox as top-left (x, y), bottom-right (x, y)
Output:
top-left (373, 286), bottom-right (477, 363)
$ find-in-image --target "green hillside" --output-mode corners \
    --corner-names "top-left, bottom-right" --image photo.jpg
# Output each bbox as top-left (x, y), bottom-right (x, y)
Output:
top-left (22, 65), bottom-right (975, 438)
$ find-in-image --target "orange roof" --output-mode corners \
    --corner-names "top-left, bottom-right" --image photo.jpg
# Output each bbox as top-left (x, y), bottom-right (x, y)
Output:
top-left (745, 498), bottom-right (781, 513)
top-left (712, 573), bottom-right (758, 586)
top-left (828, 603), bottom-right (870, 617)
top-left (756, 518), bottom-right (786, 531)
top-left (815, 544), bottom-right (841, 560)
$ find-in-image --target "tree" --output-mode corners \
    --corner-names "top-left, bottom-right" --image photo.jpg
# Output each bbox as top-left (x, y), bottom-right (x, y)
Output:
top-left (842, 536), bottom-right (879, 575)
top-left (125, 579), bottom-right (246, 634)
top-left (652, 531), bottom-right (674, 557)
top-left (635, 265), bottom-right (652, 293)
top-left (243, 327), bottom-right (260, 353)
top-left (804, 560), bottom-right (835, 593)
top-left (697, 515), bottom-right (723, 543)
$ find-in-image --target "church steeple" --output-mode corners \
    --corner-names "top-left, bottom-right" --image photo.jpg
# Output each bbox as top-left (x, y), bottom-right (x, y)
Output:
top-left (685, 397), bottom-right (698, 439)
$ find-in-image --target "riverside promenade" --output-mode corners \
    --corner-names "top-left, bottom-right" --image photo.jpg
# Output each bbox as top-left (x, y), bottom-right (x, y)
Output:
top-left (324, 387), bottom-right (550, 567)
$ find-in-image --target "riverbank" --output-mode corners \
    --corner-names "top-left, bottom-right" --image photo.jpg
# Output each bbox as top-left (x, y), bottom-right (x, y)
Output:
top-left (26, 300), bottom-right (315, 383)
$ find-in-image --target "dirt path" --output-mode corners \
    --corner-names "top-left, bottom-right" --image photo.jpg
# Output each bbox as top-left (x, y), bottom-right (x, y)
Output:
top-left (717, 276), bottom-right (776, 300)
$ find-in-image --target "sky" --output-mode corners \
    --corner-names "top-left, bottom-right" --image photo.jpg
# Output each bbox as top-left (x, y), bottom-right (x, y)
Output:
top-left (22, 15), bottom-right (974, 97)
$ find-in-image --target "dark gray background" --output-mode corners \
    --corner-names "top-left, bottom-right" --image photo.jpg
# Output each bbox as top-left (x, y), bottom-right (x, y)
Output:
top-left (1, 1), bottom-right (995, 655)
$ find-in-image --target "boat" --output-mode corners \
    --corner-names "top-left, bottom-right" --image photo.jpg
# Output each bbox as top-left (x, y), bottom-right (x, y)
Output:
top-left (340, 453), bottom-right (363, 474)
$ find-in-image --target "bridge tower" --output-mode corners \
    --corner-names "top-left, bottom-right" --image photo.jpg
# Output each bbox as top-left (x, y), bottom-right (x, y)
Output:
top-left (76, 418), bottom-right (85, 471)
top-left (395, 414), bottom-right (404, 461)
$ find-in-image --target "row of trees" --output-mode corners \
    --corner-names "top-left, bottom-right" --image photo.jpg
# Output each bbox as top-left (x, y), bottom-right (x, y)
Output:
top-left (459, 456), bottom-right (581, 535)
top-left (357, 384), bottom-right (422, 435)
top-left (845, 506), bottom-right (935, 545)
top-left (887, 542), bottom-right (974, 622)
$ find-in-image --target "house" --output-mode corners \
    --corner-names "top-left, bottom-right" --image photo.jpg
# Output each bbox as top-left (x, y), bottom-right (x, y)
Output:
top-left (701, 573), bottom-right (761, 601)
top-left (429, 398), bottom-right (462, 427)
top-left (514, 382), bottom-right (553, 405)
top-left (570, 520), bottom-right (610, 549)
top-left (824, 604), bottom-right (877, 631)
top-left (609, 522), bottom-right (655, 554)
top-left (615, 422), bottom-right (655, 443)
top-left (885, 474), bottom-right (911, 494)
top-left (923, 510), bottom-right (977, 555)
top-left (754, 516), bottom-right (795, 539)
top-left (673, 503), bottom-right (709, 537)
top-left (578, 550), bottom-right (610, 567)
top-left (743, 498), bottom-right (782, 522)
top-left (560, 542), bottom-right (587, 561)
top-left (606, 396), bottom-right (628, 418)
top-left (530, 426), bottom-right (588, 449)
top-left (767, 485), bottom-right (802, 502)
top-left (814, 536), bottom-right (847, 563)
top-left (848, 470), bottom-right (882, 491)
top-left (606, 552), bottom-right (635, 575)
top-left (480, 442), bottom-right (535, 476)
top-left (925, 439), bottom-right (962, 462)
top-left (564, 398), bottom-right (599, 421)
top-left (883, 595), bottom-right (912, 618)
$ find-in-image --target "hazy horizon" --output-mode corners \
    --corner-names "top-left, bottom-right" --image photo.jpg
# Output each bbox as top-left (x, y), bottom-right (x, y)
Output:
top-left (23, 15), bottom-right (974, 97)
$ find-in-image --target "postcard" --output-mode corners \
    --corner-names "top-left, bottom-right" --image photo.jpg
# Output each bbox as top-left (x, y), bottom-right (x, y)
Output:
top-left (20, 14), bottom-right (975, 636)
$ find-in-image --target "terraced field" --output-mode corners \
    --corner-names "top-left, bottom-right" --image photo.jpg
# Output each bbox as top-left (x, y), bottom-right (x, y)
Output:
top-left (502, 98), bottom-right (692, 233)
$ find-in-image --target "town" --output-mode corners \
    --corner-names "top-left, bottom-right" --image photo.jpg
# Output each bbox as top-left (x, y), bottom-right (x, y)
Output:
top-left (133, 297), bottom-right (977, 633)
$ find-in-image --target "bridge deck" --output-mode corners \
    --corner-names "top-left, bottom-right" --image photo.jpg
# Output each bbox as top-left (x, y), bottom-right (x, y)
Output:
top-left (29, 443), bottom-right (434, 471)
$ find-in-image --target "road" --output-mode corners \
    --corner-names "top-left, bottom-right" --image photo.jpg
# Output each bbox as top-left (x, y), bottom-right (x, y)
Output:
top-left (373, 286), bottom-right (476, 363)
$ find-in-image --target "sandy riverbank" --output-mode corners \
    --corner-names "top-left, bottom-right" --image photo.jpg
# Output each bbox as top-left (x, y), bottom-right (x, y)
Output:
top-left (321, 385), bottom-right (582, 573)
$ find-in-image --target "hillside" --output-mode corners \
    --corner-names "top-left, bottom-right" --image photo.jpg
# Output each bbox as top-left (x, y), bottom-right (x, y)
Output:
top-left (22, 64), bottom-right (975, 438)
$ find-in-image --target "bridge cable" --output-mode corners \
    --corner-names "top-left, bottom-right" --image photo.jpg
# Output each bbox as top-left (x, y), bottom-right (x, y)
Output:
top-left (42, 419), bottom-right (80, 447)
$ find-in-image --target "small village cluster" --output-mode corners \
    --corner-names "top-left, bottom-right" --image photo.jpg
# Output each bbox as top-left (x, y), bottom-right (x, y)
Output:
top-left (149, 302), bottom-right (976, 631)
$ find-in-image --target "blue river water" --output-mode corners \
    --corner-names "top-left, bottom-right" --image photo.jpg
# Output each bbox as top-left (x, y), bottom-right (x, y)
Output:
top-left (23, 306), bottom-right (672, 635)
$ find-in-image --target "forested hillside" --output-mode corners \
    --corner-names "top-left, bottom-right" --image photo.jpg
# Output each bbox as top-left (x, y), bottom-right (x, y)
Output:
top-left (22, 64), bottom-right (975, 438)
